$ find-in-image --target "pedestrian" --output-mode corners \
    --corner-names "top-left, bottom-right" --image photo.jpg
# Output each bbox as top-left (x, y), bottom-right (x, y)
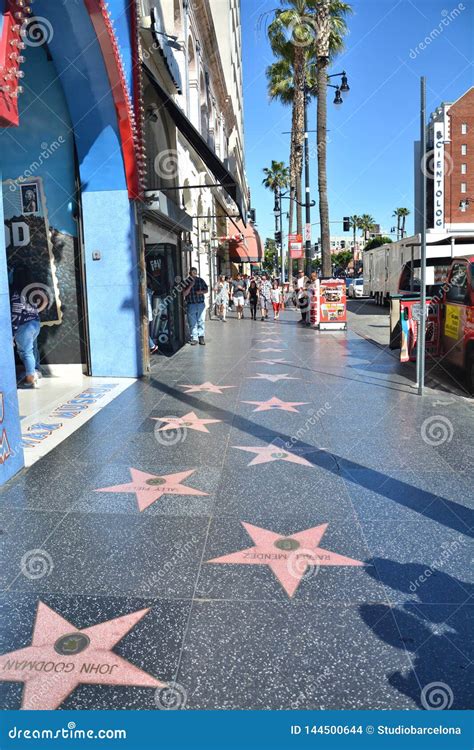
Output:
top-left (247, 278), bottom-right (259, 320)
top-left (232, 273), bottom-right (246, 320)
top-left (183, 267), bottom-right (208, 345)
top-left (225, 275), bottom-right (233, 310)
top-left (214, 274), bottom-right (229, 322)
top-left (270, 279), bottom-right (283, 320)
top-left (259, 273), bottom-right (272, 321)
top-left (9, 266), bottom-right (41, 388)
top-left (297, 280), bottom-right (310, 325)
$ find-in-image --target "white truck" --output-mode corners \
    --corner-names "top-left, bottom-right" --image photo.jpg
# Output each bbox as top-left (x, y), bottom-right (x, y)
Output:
top-left (363, 233), bottom-right (474, 305)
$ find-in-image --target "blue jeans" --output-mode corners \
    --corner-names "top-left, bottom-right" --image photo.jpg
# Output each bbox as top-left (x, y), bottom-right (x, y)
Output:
top-left (187, 302), bottom-right (206, 341)
top-left (15, 320), bottom-right (41, 376)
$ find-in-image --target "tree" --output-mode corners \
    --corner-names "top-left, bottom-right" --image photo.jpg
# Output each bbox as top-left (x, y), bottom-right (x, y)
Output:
top-left (263, 238), bottom-right (279, 275)
top-left (265, 1), bottom-right (351, 276)
top-left (393, 207), bottom-right (410, 239)
top-left (262, 160), bottom-right (290, 236)
top-left (358, 214), bottom-right (376, 247)
top-left (364, 235), bottom-right (393, 250)
top-left (348, 214), bottom-right (361, 257)
top-left (312, 0), bottom-right (352, 277)
top-left (332, 249), bottom-right (352, 273)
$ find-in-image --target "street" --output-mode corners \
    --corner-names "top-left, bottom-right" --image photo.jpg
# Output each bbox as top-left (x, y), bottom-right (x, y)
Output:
top-left (1, 311), bottom-right (472, 711)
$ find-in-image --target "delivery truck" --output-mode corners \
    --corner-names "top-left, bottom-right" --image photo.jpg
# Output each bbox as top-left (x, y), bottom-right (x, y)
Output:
top-left (364, 234), bottom-right (474, 305)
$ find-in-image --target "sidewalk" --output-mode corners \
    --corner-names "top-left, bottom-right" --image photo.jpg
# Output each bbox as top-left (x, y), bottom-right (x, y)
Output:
top-left (0, 310), bottom-right (472, 711)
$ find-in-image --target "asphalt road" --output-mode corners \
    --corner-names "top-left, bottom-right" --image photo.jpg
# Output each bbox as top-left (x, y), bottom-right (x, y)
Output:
top-left (346, 297), bottom-right (472, 398)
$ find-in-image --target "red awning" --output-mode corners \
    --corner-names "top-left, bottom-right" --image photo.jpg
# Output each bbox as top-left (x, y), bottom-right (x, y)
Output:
top-left (225, 220), bottom-right (263, 263)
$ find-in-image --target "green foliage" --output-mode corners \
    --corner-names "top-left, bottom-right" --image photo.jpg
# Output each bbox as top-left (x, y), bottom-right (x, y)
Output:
top-left (364, 236), bottom-right (393, 250)
top-left (263, 238), bottom-right (279, 274)
top-left (332, 250), bottom-right (352, 270)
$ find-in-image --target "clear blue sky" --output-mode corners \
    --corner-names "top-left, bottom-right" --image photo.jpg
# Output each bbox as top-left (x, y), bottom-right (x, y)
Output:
top-left (241, 0), bottom-right (474, 243)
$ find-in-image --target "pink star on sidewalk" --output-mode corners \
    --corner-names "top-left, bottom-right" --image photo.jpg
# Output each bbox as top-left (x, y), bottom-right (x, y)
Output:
top-left (152, 411), bottom-right (221, 433)
top-left (252, 358), bottom-right (290, 366)
top-left (95, 468), bottom-right (207, 512)
top-left (207, 522), bottom-right (365, 597)
top-left (232, 441), bottom-right (315, 466)
top-left (0, 602), bottom-right (164, 709)
top-left (179, 381), bottom-right (236, 394)
top-left (241, 396), bottom-right (308, 412)
top-left (247, 373), bottom-right (299, 383)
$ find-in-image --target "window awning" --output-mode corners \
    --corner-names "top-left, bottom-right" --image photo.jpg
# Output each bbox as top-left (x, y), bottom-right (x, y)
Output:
top-left (220, 219), bottom-right (263, 263)
top-left (143, 63), bottom-right (246, 224)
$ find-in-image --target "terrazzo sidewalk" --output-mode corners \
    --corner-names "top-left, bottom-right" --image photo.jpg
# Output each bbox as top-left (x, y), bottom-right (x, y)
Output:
top-left (0, 310), bottom-right (472, 711)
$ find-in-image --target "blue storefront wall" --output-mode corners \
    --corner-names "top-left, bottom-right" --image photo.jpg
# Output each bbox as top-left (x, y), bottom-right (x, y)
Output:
top-left (0, 0), bottom-right (143, 485)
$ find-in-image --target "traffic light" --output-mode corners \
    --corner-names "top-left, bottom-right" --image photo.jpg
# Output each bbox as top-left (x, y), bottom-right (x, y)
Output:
top-left (275, 230), bottom-right (282, 244)
top-left (343, 216), bottom-right (350, 232)
top-left (249, 208), bottom-right (256, 223)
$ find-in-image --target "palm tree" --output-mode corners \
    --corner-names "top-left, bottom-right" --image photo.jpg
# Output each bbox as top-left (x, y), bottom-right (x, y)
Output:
top-left (267, 55), bottom-right (317, 257)
top-left (358, 214), bottom-right (376, 247)
top-left (348, 214), bottom-right (361, 264)
top-left (266, 0), bottom-right (350, 275)
top-left (313, 0), bottom-right (352, 277)
top-left (262, 160), bottom-right (290, 240)
top-left (393, 207), bottom-right (410, 239)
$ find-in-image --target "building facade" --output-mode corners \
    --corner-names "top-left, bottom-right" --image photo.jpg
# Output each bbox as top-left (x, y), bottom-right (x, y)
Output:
top-left (0, 0), bottom-right (248, 487)
top-left (415, 87), bottom-right (474, 235)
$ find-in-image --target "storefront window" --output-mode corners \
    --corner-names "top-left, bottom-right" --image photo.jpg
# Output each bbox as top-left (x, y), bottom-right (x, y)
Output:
top-left (146, 243), bottom-right (184, 352)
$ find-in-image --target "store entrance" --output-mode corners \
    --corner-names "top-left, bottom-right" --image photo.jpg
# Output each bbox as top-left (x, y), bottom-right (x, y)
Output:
top-left (146, 243), bottom-right (185, 353)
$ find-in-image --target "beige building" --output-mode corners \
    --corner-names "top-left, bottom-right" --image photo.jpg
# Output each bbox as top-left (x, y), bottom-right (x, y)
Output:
top-left (137, 0), bottom-right (248, 325)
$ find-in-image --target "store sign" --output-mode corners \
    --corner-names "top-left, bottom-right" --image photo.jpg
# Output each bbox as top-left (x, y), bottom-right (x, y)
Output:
top-left (433, 125), bottom-right (445, 229)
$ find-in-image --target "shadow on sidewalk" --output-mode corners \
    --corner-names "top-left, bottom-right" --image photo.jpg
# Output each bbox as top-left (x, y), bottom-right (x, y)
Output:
top-left (360, 557), bottom-right (473, 709)
top-left (149, 378), bottom-right (473, 539)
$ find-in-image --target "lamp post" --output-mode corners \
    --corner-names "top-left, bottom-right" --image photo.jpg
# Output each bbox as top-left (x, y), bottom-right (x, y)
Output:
top-left (417, 76), bottom-right (427, 396)
top-left (303, 82), bottom-right (312, 277)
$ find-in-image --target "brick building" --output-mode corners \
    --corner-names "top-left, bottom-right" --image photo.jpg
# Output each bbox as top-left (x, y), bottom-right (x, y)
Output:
top-left (415, 86), bottom-right (474, 234)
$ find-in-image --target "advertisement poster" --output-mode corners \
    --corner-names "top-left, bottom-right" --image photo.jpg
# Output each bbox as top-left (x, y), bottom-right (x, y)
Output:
top-left (3, 176), bottom-right (62, 326)
top-left (319, 279), bottom-right (347, 330)
top-left (444, 304), bottom-right (461, 339)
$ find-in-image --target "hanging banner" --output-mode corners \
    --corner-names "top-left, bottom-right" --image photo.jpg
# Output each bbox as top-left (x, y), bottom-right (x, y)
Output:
top-left (288, 233), bottom-right (303, 259)
top-left (3, 176), bottom-right (62, 326)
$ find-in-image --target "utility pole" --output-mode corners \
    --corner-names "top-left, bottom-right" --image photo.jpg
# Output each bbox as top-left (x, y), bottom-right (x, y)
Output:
top-left (280, 187), bottom-right (285, 283)
top-left (304, 83), bottom-right (312, 277)
top-left (417, 76), bottom-right (427, 396)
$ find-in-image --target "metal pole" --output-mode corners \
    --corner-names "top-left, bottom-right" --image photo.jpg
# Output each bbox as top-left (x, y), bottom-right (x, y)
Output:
top-left (417, 76), bottom-right (427, 395)
top-left (304, 85), bottom-right (311, 277)
top-left (280, 187), bottom-right (285, 283)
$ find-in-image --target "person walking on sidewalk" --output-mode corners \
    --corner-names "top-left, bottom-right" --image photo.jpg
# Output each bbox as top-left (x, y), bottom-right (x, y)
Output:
top-left (10, 266), bottom-right (41, 388)
top-left (184, 267), bottom-right (208, 345)
top-left (270, 279), bottom-right (283, 320)
top-left (214, 274), bottom-right (229, 322)
top-left (232, 273), bottom-right (246, 320)
top-left (259, 273), bottom-right (272, 321)
top-left (248, 278), bottom-right (259, 320)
